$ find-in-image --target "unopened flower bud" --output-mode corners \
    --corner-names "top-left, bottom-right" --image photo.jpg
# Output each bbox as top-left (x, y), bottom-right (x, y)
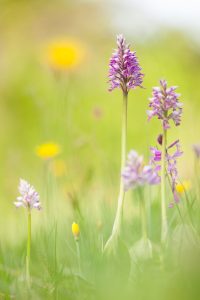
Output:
top-left (72, 222), bottom-right (80, 240)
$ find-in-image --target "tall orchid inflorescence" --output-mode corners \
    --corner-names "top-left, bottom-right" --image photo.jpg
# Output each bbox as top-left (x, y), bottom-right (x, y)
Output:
top-left (147, 79), bottom-right (183, 243)
top-left (15, 179), bottom-right (41, 285)
top-left (108, 34), bottom-right (144, 94)
top-left (104, 35), bottom-right (144, 252)
top-left (147, 79), bottom-right (182, 130)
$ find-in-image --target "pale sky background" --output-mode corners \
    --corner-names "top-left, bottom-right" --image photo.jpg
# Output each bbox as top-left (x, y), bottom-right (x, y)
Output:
top-left (108, 0), bottom-right (200, 39)
top-left (90, 0), bottom-right (200, 41)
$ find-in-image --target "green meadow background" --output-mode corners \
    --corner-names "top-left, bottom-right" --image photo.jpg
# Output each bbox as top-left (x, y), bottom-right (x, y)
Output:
top-left (1, 1), bottom-right (200, 299)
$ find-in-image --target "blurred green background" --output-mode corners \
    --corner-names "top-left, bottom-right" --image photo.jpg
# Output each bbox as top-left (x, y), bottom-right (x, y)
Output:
top-left (0, 0), bottom-right (200, 243)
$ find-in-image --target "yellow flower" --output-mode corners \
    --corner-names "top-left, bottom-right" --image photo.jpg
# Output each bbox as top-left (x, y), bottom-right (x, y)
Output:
top-left (51, 159), bottom-right (66, 177)
top-left (36, 142), bottom-right (61, 160)
top-left (45, 38), bottom-right (84, 70)
top-left (176, 180), bottom-right (191, 194)
top-left (72, 222), bottom-right (80, 239)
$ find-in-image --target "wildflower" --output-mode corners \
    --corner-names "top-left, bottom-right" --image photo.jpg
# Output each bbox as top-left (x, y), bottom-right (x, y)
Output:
top-left (176, 180), bottom-right (191, 194)
top-left (122, 150), bottom-right (160, 191)
top-left (14, 179), bottom-right (41, 210)
top-left (147, 79), bottom-right (183, 243)
top-left (193, 144), bottom-right (200, 159)
top-left (108, 34), bottom-right (144, 93)
top-left (173, 181), bottom-right (193, 224)
top-left (122, 151), bottom-right (158, 252)
top-left (72, 222), bottom-right (80, 240)
top-left (104, 35), bottom-right (143, 253)
top-left (147, 79), bottom-right (183, 130)
top-left (36, 142), bottom-right (61, 160)
top-left (72, 222), bottom-right (81, 273)
top-left (14, 179), bottom-right (41, 284)
top-left (46, 39), bottom-right (84, 70)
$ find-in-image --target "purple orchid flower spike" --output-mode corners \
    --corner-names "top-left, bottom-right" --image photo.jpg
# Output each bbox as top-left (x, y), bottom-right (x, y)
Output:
top-left (14, 179), bottom-right (41, 210)
top-left (108, 34), bottom-right (144, 94)
top-left (147, 79), bottom-right (183, 130)
top-left (122, 150), bottom-right (160, 191)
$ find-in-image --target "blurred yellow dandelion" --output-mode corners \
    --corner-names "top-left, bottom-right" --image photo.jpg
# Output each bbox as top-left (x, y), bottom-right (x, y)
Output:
top-left (176, 180), bottom-right (191, 194)
top-left (36, 142), bottom-right (61, 160)
top-left (72, 222), bottom-right (80, 239)
top-left (45, 38), bottom-right (84, 70)
top-left (51, 159), bottom-right (66, 177)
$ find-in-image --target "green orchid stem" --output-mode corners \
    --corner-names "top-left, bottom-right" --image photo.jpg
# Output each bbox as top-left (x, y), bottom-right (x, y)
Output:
top-left (26, 209), bottom-right (31, 285)
top-left (161, 129), bottom-right (168, 244)
top-left (104, 91), bottom-right (128, 251)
